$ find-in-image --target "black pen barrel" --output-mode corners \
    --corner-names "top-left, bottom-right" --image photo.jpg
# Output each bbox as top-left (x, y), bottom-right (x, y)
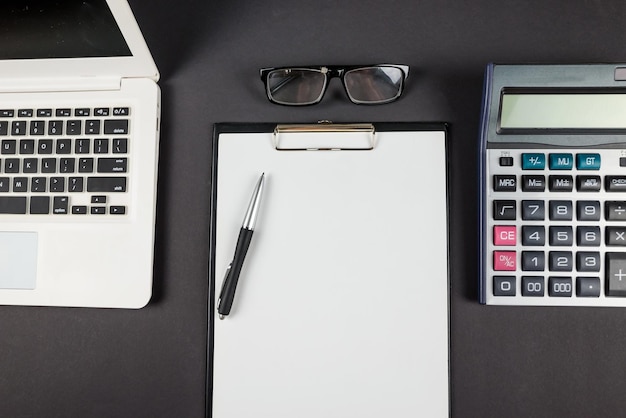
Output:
top-left (218, 227), bottom-right (254, 315)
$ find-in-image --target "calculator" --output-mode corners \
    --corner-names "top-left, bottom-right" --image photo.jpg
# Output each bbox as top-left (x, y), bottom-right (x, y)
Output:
top-left (479, 63), bottom-right (626, 306)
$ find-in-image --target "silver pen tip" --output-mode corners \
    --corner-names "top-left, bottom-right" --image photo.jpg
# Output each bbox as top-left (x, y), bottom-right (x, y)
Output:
top-left (219, 314), bottom-right (225, 320)
top-left (242, 173), bottom-right (265, 230)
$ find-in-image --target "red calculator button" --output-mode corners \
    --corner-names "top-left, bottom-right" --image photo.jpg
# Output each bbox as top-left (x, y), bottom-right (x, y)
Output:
top-left (494, 251), bottom-right (517, 271)
top-left (494, 226), bottom-right (517, 246)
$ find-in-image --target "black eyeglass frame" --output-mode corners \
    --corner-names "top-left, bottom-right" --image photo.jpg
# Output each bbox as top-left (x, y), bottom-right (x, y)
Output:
top-left (259, 64), bottom-right (410, 106)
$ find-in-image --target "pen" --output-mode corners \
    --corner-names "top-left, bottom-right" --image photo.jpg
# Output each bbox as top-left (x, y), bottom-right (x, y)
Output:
top-left (217, 173), bottom-right (265, 319)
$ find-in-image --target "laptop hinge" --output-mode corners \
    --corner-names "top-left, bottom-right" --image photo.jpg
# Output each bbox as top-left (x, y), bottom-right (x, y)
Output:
top-left (0, 76), bottom-right (121, 93)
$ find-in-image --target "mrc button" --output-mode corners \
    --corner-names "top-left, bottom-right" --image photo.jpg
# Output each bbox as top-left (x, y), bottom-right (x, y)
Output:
top-left (494, 175), bottom-right (516, 191)
top-left (606, 176), bottom-right (626, 192)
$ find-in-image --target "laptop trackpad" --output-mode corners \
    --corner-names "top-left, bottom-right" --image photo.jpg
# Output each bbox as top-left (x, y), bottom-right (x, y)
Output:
top-left (0, 232), bottom-right (38, 289)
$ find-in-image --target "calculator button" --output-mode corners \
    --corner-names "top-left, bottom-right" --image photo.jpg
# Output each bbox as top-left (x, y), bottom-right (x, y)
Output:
top-left (521, 200), bottom-right (545, 220)
top-left (521, 226), bottom-right (545, 246)
top-left (499, 156), bottom-right (514, 167)
top-left (576, 226), bottom-right (601, 246)
top-left (521, 175), bottom-right (545, 191)
top-left (606, 252), bottom-right (626, 296)
top-left (549, 251), bottom-right (573, 271)
top-left (494, 200), bottom-right (516, 220)
top-left (549, 227), bottom-right (574, 246)
top-left (494, 226), bottom-right (516, 246)
top-left (576, 153), bottom-right (601, 170)
top-left (620, 157), bottom-right (626, 167)
top-left (549, 153), bottom-right (573, 170)
top-left (576, 175), bottom-right (601, 191)
top-left (605, 176), bottom-right (626, 192)
top-left (549, 201), bottom-right (572, 220)
top-left (605, 201), bottom-right (626, 221)
top-left (493, 276), bottom-right (516, 296)
top-left (606, 227), bottom-right (626, 246)
top-left (494, 251), bottom-right (516, 271)
top-left (522, 153), bottom-right (545, 170)
top-left (521, 276), bottom-right (545, 296)
top-left (493, 175), bottom-right (516, 191)
top-left (576, 252), bottom-right (601, 272)
top-left (576, 277), bottom-right (601, 297)
top-left (549, 175), bottom-right (573, 191)
top-left (576, 201), bottom-right (601, 221)
top-left (521, 251), bottom-right (545, 271)
top-left (548, 277), bottom-right (572, 297)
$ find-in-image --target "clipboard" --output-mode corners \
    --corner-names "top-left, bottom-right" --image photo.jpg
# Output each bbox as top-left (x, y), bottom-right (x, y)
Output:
top-left (208, 122), bottom-right (450, 417)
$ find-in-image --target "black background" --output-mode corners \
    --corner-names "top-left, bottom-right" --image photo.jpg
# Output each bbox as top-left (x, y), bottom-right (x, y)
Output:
top-left (2, 1), bottom-right (626, 417)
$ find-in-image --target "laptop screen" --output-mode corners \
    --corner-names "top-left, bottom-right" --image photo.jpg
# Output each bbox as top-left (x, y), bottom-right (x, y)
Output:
top-left (0, 0), bottom-right (131, 60)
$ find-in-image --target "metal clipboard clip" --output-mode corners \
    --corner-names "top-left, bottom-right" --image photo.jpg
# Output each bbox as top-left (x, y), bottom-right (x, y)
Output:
top-left (273, 122), bottom-right (376, 151)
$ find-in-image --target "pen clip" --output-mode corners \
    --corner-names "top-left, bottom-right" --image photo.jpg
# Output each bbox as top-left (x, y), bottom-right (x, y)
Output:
top-left (217, 262), bottom-right (232, 305)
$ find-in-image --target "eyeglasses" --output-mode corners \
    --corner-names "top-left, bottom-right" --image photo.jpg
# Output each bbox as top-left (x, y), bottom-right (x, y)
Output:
top-left (260, 64), bottom-right (409, 106)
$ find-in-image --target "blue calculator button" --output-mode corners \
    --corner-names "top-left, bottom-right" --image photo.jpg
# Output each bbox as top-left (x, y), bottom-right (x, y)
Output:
top-left (576, 153), bottom-right (601, 170)
top-left (549, 153), bottom-right (573, 170)
top-left (522, 153), bottom-right (545, 170)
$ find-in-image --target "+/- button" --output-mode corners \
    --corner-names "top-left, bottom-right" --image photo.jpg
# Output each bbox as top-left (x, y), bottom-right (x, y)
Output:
top-left (522, 153), bottom-right (545, 170)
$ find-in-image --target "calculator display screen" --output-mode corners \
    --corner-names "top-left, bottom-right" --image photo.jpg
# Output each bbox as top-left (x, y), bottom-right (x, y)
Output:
top-left (499, 92), bottom-right (626, 130)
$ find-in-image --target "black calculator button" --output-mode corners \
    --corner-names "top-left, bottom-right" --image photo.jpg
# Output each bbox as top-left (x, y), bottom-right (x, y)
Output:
top-left (606, 176), bottom-right (626, 192)
top-left (548, 277), bottom-right (572, 297)
top-left (549, 251), bottom-right (573, 271)
top-left (549, 201), bottom-right (572, 221)
top-left (606, 252), bottom-right (626, 296)
top-left (494, 200), bottom-right (516, 220)
top-left (576, 175), bottom-right (601, 191)
top-left (493, 276), bottom-right (516, 296)
top-left (549, 227), bottom-right (573, 246)
top-left (576, 277), bottom-right (601, 297)
top-left (606, 227), bottom-right (626, 246)
top-left (522, 251), bottom-right (545, 271)
top-left (606, 201), bottom-right (626, 221)
top-left (576, 201), bottom-right (601, 221)
top-left (576, 226), bottom-right (601, 246)
top-left (521, 276), bottom-right (545, 296)
top-left (521, 175), bottom-right (545, 192)
top-left (494, 175), bottom-right (516, 191)
top-left (522, 226), bottom-right (545, 246)
top-left (620, 157), bottom-right (626, 167)
top-left (576, 252), bottom-right (601, 272)
top-left (499, 156), bottom-right (514, 167)
top-left (549, 175), bottom-right (573, 191)
top-left (521, 200), bottom-right (545, 220)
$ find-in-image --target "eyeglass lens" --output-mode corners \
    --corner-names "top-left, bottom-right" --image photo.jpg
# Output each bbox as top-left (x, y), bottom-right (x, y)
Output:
top-left (344, 66), bottom-right (404, 104)
top-left (266, 69), bottom-right (327, 106)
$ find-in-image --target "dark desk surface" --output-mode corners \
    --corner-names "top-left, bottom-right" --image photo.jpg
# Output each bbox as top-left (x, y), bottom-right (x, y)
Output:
top-left (2, 1), bottom-right (626, 417)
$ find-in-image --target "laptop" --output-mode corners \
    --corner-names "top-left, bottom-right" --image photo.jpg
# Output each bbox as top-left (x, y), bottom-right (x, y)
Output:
top-left (0, 0), bottom-right (161, 308)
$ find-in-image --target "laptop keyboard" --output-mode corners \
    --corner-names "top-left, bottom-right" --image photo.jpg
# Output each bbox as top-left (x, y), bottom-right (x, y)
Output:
top-left (0, 106), bottom-right (130, 216)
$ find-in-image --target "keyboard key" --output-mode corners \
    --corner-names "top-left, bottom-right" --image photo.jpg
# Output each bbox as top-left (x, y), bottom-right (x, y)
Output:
top-left (30, 120), bottom-right (45, 136)
top-left (53, 196), bottom-right (69, 214)
top-left (72, 205), bottom-right (87, 214)
top-left (0, 110), bottom-right (14, 117)
top-left (104, 119), bottom-right (129, 134)
top-left (549, 175), bottom-right (573, 191)
top-left (79, 158), bottom-right (94, 173)
top-left (37, 109), bottom-right (52, 117)
top-left (87, 177), bottom-right (127, 192)
top-left (521, 276), bottom-right (544, 296)
top-left (576, 252), bottom-right (600, 272)
top-left (85, 120), bottom-right (101, 134)
top-left (31, 177), bottom-right (45, 192)
top-left (606, 226), bottom-right (626, 246)
top-left (19, 139), bottom-right (35, 154)
top-left (1, 140), bottom-right (16, 154)
top-left (0, 121), bottom-right (7, 136)
top-left (0, 196), bottom-right (26, 214)
top-left (48, 120), bottom-right (63, 136)
top-left (91, 195), bottom-right (106, 204)
top-left (0, 178), bottom-right (9, 192)
top-left (604, 176), bottom-right (626, 192)
top-left (576, 277), bottom-right (600, 297)
top-left (97, 158), bottom-right (127, 173)
top-left (110, 206), bottom-right (126, 215)
top-left (13, 177), bottom-right (27, 192)
top-left (94, 108), bottom-right (110, 117)
top-left (494, 175), bottom-right (516, 191)
top-left (66, 120), bottom-right (82, 136)
top-left (17, 109), bottom-right (33, 117)
top-left (30, 196), bottom-right (50, 214)
top-left (50, 177), bottom-right (65, 192)
top-left (548, 277), bottom-right (572, 297)
top-left (576, 175), bottom-right (601, 191)
top-left (75, 138), bottom-right (90, 154)
top-left (56, 108), bottom-right (71, 117)
top-left (522, 153), bottom-right (545, 170)
top-left (112, 107), bottom-right (129, 116)
top-left (94, 138), bottom-right (109, 154)
top-left (577, 153), bottom-right (601, 170)
top-left (68, 177), bottom-right (84, 192)
top-left (606, 252), bottom-right (626, 296)
top-left (56, 139), bottom-right (71, 154)
top-left (113, 138), bottom-right (128, 154)
top-left (606, 201), bottom-right (626, 221)
top-left (91, 206), bottom-right (106, 215)
top-left (549, 251), bottom-right (573, 271)
top-left (576, 201), bottom-right (600, 221)
top-left (11, 121), bottom-right (26, 136)
top-left (521, 200), bottom-right (544, 220)
top-left (493, 276), bottom-right (516, 296)
top-left (41, 158), bottom-right (56, 173)
top-left (75, 108), bottom-right (90, 117)
top-left (549, 153), bottom-right (573, 170)
top-left (5, 158), bottom-right (19, 173)
top-left (38, 139), bottom-right (53, 154)
top-left (60, 158), bottom-right (75, 173)
top-left (494, 200), bottom-right (516, 220)
top-left (521, 175), bottom-right (545, 191)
